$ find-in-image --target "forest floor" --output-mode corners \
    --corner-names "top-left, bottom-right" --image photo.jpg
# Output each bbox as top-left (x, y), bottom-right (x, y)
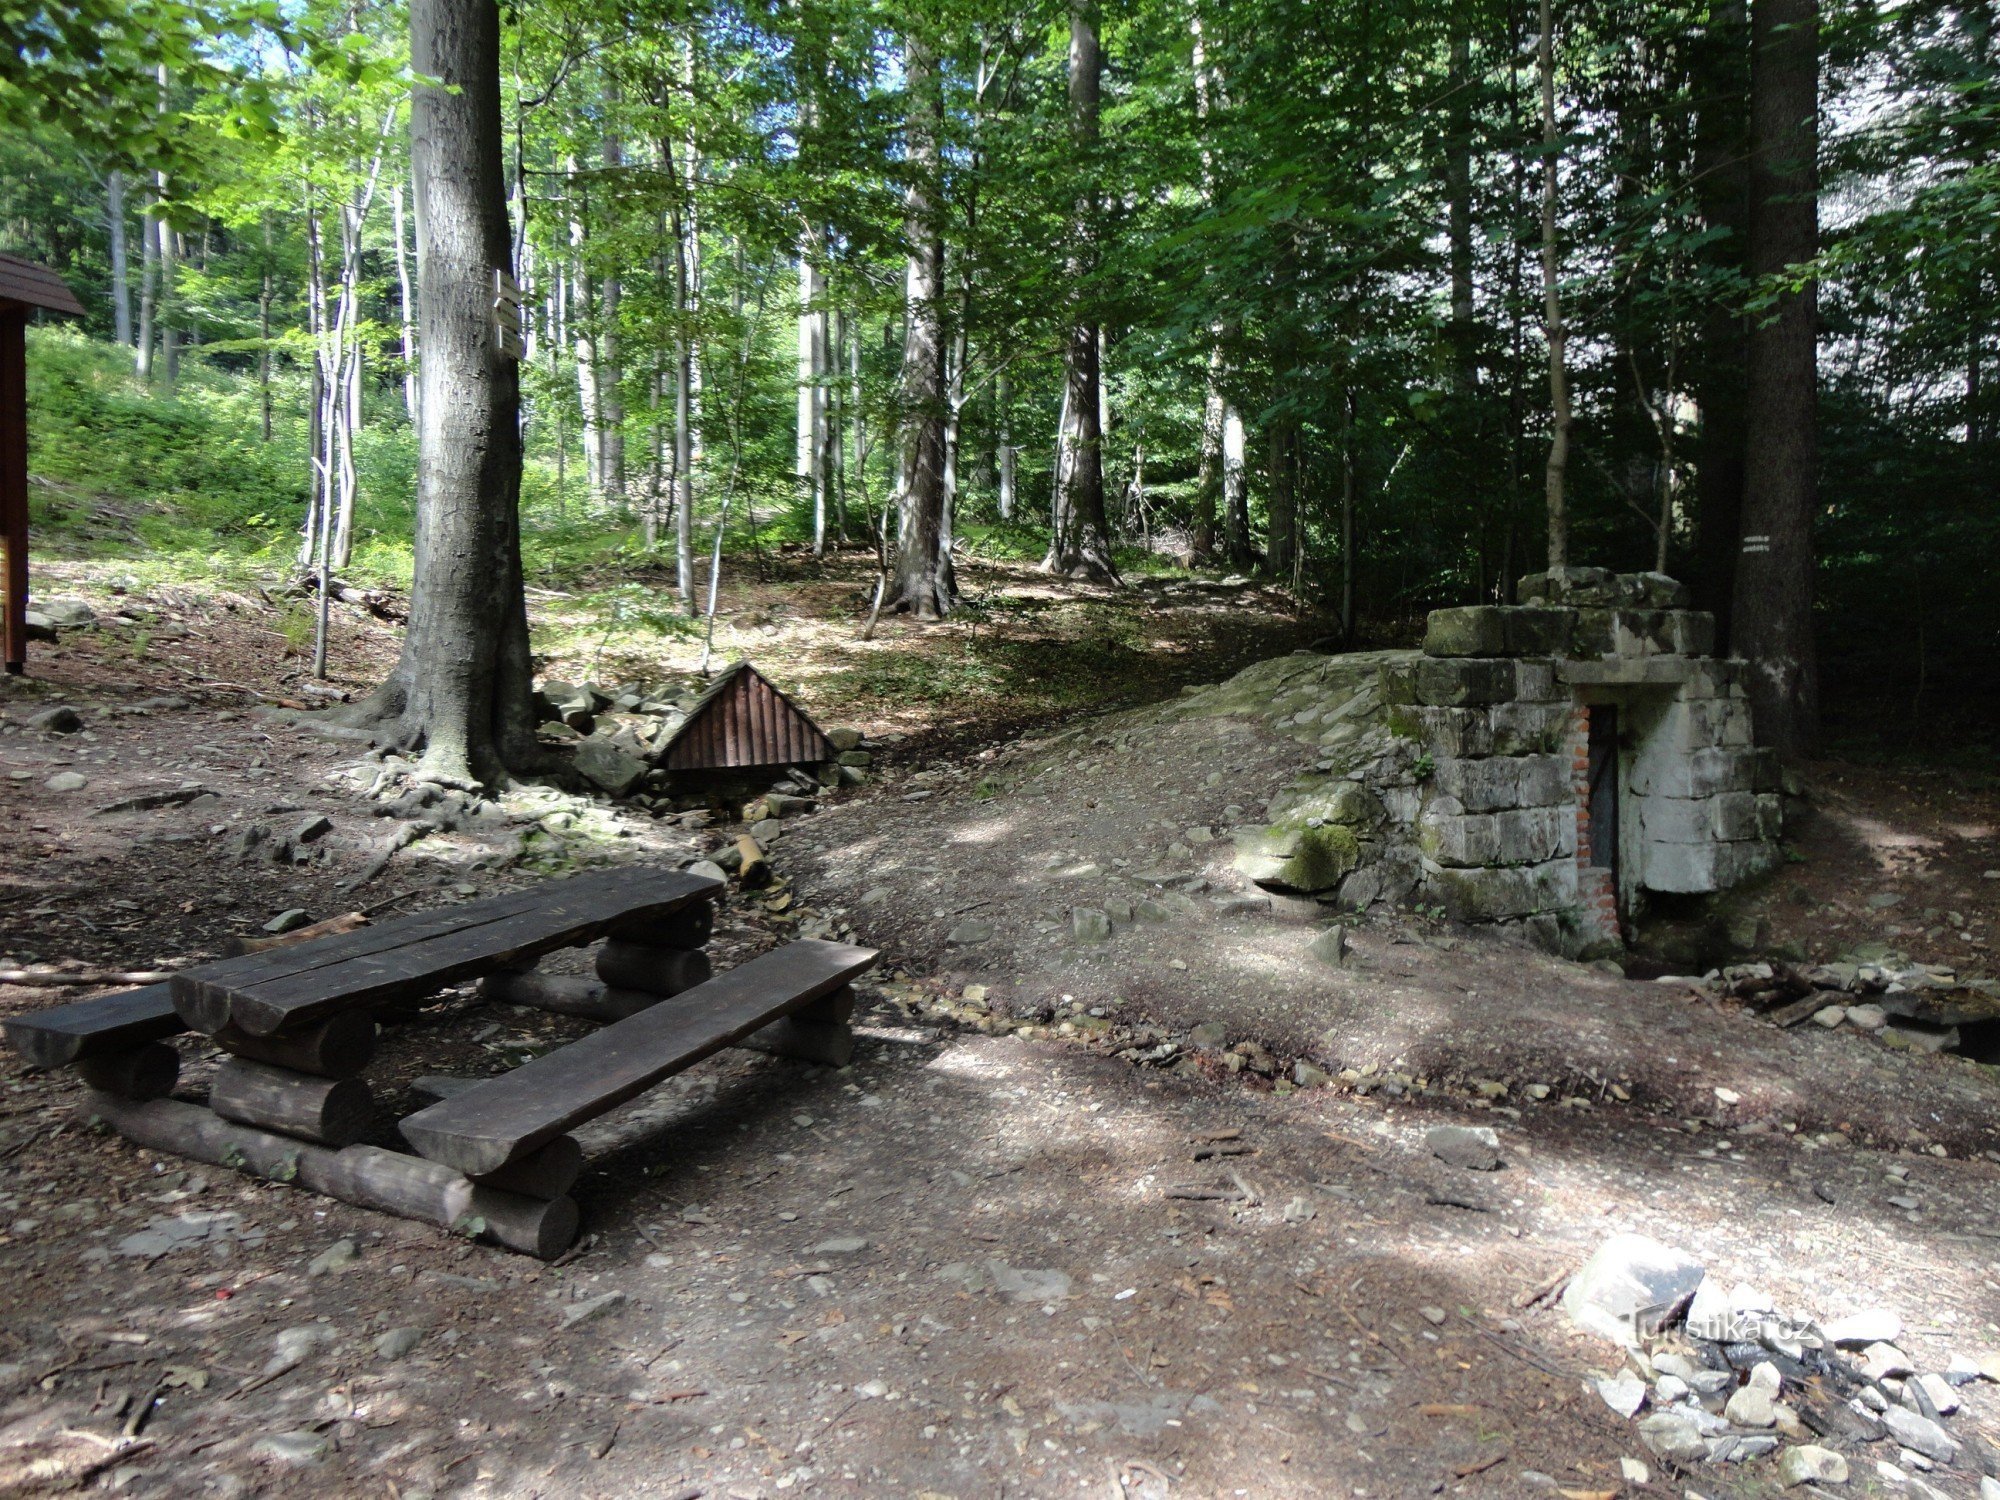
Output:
top-left (1, 549), bottom-right (1997, 1500)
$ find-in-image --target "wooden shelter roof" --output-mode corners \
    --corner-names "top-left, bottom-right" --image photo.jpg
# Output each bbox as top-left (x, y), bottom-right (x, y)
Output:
top-left (656, 660), bottom-right (833, 772)
top-left (0, 255), bottom-right (84, 317)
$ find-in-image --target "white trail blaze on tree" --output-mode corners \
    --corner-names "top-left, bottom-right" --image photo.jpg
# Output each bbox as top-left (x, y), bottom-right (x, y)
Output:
top-left (331, 0), bottom-right (537, 786)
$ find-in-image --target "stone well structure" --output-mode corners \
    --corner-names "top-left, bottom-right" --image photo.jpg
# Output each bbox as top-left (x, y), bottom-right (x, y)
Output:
top-left (1232, 569), bottom-right (1783, 955)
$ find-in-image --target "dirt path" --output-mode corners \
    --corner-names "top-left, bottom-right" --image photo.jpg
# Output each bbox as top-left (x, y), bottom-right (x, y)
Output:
top-left (1, 572), bottom-right (1997, 1497)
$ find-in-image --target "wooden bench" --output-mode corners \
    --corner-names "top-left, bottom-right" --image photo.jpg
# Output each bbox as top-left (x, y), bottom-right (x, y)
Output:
top-left (2, 984), bottom-right (184, 1069)
top-left (172, 865), bottom-right (721, 1037)
top-left (400, 938), bottom-right (878, 1175)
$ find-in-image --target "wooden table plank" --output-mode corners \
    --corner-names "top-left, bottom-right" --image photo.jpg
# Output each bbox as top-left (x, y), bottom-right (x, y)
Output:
top-left (1, 985), bottom-right (185, 1069)
top-left (399, 939), bottom-right (878, 1174)
top-left (173, 867), bottom-right (721, 1037)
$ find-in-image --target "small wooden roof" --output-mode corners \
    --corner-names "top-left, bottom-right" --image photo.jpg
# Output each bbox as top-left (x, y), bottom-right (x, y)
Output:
top-left (0, 254), bottom-right (84, 317)
top-left (657, 661), bottom-right (833, 772)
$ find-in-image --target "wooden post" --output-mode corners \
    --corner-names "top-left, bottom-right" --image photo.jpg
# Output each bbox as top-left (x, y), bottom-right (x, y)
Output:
top-left (76, 1042), bottom-right (180, 1100)
top-left (213, 1011), bottom-right (376, 1078)
top-left (593, 940), bottom-right (712, 996)
top-left (1, 310), bottom-right (27, 675)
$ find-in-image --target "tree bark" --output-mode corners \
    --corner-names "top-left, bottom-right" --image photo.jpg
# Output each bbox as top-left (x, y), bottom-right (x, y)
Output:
top-left (1732, 0), bottom-right (1820, 756)
top-left (1691, 0), bottom-right (1751, 639)
top-left (887, 29), bottom-right (954, 620)
top-left (107, 171), bottom-right (133, 347)
top-left (136, 177), bottom-right (157, 379)
top-left (1538, 0), bottom-right (1571, 575)
top-left (1044, 3), bottom-right (1118, 583)
top-left (333, 0), bottom-right (537, 787)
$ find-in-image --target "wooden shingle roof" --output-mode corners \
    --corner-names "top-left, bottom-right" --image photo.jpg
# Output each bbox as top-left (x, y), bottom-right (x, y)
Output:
top-left (0, 255), bottom-right (83, 317)
top-left (657, 661), bottom-right (833, 772)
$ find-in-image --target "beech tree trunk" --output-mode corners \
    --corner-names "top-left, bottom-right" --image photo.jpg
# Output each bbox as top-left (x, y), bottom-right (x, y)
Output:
top-left (887, 30), bottom-right (954, 620)
top-left (1044, 4), bottom-right (1118, 582)
top-left (1691, 0), bottom-right (1751, 640)
top-left (1733, 0), bottom-right (1820, 756)
top-left (1538, 0), bottom-right (1571, 575)
top-left (107, 171), bottom-right (132, 347)
top-left (335, 0), bottom-right (537, 786)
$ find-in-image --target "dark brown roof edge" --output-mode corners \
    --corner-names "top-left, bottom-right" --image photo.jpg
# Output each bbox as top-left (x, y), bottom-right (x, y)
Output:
top-left (0, 254), bottom-right (85, 317)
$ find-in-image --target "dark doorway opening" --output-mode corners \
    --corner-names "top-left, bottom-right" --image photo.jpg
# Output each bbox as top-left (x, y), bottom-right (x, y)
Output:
top-left (1587, 703), bottom-right (1620, 890)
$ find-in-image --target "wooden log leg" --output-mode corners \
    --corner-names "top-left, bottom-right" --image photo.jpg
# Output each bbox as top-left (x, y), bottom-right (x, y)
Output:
top-left (593, 941), bottom-right (712, 996)
top-left (737, 986), bottom-right (856, 1066)
top-left (467, 1135), bottom-right (582, 1200)
top-left (212, 1011), bottom-right (376, 1079)
top-left (479, 970), bottom-right (660, 1023)
top-left (85, 1095), bottom-right (578, 1259)
top-left (605, 899), bottom-right (715, 950)
top-left (75, 1042), bottom-right (180, 1100)
top-left (209, 1058), bottom-right (373, 1146)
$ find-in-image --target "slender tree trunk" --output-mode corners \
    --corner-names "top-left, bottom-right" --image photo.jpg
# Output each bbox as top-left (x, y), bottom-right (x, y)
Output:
top-left (996, 370), bottom-right (1015, 520)
top-left (1341, 386), bottom-right (1357, 640)
top-left (598, 106), bottom-right (625, 505)
top-left (394, 180), bottom-right (420, 427)
top-left (107, 171), bottom-right (133, 347)
top-left (257, 222), bottom-right (273, 443)
top-left (155, 186), bottom-right (179, 389)
top-left (661, 129), bottom-right (697, 608)
top-left (1538, 0), bottom-right (1571, 575)
top-left (887, 30), bottom-right (953, 619)
top-left (1220, 406), bottom-right (1249, 564)
top-left (136, 179), bottom-right (158, 379)
top-left (1733, 0), bottom-right (1820, 756)
top-left (1267, 419), bottom-right (1296, 581)
top-left (1691, 0), bottom-right (1751, 637)
top-left (1045, 0), bottom-right (1117, 582)
top-left (1190, 10), bottom-right (1228, 565)
top-left (337, 0), bottom-right (536, 787)
top-left (798, 244), bottom-right (827, 553)
top-left (1445, 30), bottom-right (1476, 392)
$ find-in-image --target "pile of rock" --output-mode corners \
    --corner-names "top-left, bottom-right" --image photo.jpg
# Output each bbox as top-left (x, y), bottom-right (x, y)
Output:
top-left (1564, 1233), bottom-right (1999, 1493)
top-left (1683, 952), bottom-right (2000, 1061)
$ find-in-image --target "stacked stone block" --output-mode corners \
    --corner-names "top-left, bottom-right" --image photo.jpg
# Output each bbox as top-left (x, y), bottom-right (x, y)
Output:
top-left (1383, 570), bottom-right (1783, 955)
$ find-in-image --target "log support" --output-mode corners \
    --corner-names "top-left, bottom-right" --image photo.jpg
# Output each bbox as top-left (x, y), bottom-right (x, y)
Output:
top-left (85, 1093), bottom-right (577, 1259)
top-left (213, 1011), bottom-right (376, 1078)
top-left (593, 940), bottom-right (712, 996)
top-left (76, 1042), bottom-right (180, 1100)
top-left (479, 969), bottom-right (660, 1022)
top-left (210, 1057), bottom-right (373, 1146)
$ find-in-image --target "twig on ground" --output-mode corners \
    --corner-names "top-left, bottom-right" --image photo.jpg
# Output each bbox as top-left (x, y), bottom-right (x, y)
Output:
top-left (0, 970), bottom-right (175, 987)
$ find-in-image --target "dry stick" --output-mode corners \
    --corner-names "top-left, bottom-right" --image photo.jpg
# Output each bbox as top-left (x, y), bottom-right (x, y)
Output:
top-left (0, 970), bottom-right (176, 988)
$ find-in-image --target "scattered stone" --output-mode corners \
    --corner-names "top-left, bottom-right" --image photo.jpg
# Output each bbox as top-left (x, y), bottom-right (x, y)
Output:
top-left (265, 1325), bottom-right (334, 1375)
top-left (1562, 1234), bottom-right (1706, 1346)
top-left (250, 1431), bottom-right (329, 1467)
top-left (1725, 1384), bottom-right (1778, 1428)
top-left (946, 919), bottom-right (993, 946)
top-left (986, 1262), bottom-right (1072, 1303)
top-left (573, 737), bottom-right (649, 797)
top-left (39, 597), bottom-right (96, 627)
top-left (1419, 1305), bottom-right (1447, 1326)
top-left (1861, 1342), bottom-right (1916, 1381)
top-left (25, 705), bottom-right (81, 734)
top-left (1637, 1410), bottom-right (1707, 1463)
top-left (1912, 1373), bottom-right (1959, 1416)
top-left (306, 1238), bottom-right (357, 1276)
top-left (809, 1236), bottom-right (869, 1256)
top-left (825, 727), bottom-right (864, 752)
top-left (1821, 1309), bottom-right (1903, 1348)
top-left (1056, 905), bottom-right (1107, 943)
top-left (560, 1290), bottom-right (628, 1329)
top-left (1812, 1004), bottom-right (1847, 1028)
top-left (1846, 1003), bottom-right (1888, 1032)
top-left (374, 1327), bottom-right (423, 1360)
top-left (1189, 1022), bottom-right (1227, 1049)
top-left (1307, 925), bottom-right (1350, 967)
top-left (1597, 1376), bottom-right (1647, 1418)
top-left (43, 771), bottom-right (87, 793)
top-left (1879, 1405), bottom-right (1958, 1463)
top-left (292, 814), bottom-right (333, 844)
top-left (263, 908), bottom-right (311, 934)
top-left (1425, 1124), bottom-right (1502, 1172)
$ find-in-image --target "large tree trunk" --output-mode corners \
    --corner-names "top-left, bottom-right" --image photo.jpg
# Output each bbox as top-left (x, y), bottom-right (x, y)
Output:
top-left (335, 0), bottom-right (537, 786)
top-left (1732, 0), bottom-right (1820, 756)
top-left (1691, 0), bottom-right (1751, 640)
top-left (996, 370), bottom-right (1016, 520)
top-left (887, 31), bottom-right (954, 620)
top-left (1538, 0), bottom-right (1571, 574)
top-left (797, 243), bottom-right (827, 553)
top-left (1045, 3), bottom-right (1118, 583)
